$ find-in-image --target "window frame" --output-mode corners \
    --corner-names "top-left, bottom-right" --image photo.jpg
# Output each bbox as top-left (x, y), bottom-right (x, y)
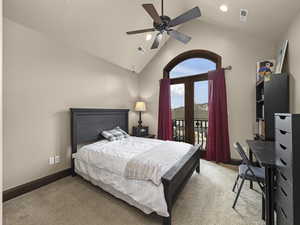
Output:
top-left (165, 50), bottom-right (222, 144)
top-left (163, 49), bottom-right (222, 84)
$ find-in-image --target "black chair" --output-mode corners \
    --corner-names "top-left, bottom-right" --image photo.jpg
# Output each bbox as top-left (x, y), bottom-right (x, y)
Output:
top-left (232, 142), bottom-right (265, 209)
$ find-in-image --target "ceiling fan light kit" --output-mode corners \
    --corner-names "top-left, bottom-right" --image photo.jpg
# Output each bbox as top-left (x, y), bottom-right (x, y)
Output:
top-left (126, 0), bottom-right (201, 49)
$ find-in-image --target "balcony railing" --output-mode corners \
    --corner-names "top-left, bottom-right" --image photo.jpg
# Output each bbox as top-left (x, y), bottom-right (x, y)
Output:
top-left (172, 119), bottom-right (208, 150)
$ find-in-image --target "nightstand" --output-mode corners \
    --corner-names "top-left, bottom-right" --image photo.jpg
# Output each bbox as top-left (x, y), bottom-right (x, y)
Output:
top-left (144, 134), bottom-right (156, 139)
top-left (131, 134), bottom-right (156, 139)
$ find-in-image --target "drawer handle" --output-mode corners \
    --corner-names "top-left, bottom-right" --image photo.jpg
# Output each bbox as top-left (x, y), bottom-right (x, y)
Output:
top-left (279, 116), bottom-right (287, 120)
top-left (280, 172), bottom-right (287, 181)
top-left (280, 207), bottom-right (287, 219)
top-left (280, 187), bottom-right (288, 197)
top-left (279, 130), bottom-right (287, 135)
top-left (280, 158), bottom-right (287, 166)
top-left (280, 144), bottom-right (287, 150)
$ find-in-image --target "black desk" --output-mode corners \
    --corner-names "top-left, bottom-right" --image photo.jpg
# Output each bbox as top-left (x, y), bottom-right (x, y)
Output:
top-left (246, 140), bottom-right (276, 225)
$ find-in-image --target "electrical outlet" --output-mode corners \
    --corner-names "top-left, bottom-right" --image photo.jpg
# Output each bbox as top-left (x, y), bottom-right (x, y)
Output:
top-left (49, 156), bottom-right (55, 165)
top-left (55, 155), bottom-right (60, 164)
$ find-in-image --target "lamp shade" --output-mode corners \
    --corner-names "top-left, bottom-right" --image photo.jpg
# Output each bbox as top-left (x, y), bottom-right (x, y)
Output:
top-left (135, 101), bottom-right (146, 112)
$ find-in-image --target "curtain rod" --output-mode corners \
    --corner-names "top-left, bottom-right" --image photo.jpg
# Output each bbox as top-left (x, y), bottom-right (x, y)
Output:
top-left (224, 65), bottom-right (232, 71)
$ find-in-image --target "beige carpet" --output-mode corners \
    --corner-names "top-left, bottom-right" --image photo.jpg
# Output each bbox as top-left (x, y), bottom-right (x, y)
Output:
top-left (4, 160), bottom-right (265, 225)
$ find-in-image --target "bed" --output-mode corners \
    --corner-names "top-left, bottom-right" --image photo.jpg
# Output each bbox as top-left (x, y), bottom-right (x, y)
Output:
top-left (70, 108), bottom-right (200, 225)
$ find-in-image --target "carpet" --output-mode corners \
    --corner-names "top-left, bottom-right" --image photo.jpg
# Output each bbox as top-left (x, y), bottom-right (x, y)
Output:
top-left (4, 160), bottom-right (265, 225)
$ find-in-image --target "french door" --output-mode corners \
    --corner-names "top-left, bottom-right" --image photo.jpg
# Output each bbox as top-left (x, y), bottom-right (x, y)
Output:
top-left (165, 50), bottom-right (222, 146)
top-left (171, 76), bottom-right (208, 145)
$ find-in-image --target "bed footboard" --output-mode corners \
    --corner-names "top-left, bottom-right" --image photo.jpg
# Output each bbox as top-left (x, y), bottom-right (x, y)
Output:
top-left (161, 144), bottom-right (201, 225)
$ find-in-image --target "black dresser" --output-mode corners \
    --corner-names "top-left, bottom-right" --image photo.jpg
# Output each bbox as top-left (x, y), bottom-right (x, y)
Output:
top-left (275, 113), bottom-right (300, 225)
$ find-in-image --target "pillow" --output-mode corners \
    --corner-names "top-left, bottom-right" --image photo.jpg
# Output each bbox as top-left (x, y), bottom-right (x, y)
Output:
top-left (101, 126), bottom-right (129, 141)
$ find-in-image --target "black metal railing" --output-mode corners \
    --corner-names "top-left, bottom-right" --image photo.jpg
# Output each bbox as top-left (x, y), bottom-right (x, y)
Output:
top-left (172, 119), bottom-right (208, 149)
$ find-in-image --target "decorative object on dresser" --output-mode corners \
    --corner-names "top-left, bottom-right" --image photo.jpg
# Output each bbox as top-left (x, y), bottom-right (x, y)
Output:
top-left (256, 59), bottom-right (276, 82)
top-left (132, 126), bottom-right (149, 137)
top-left (274, 113), bottom-right (300, 225)
top-left (135, 101), bottom-right (146, 127)
top-left (255, 73), bottom-right (289, 141)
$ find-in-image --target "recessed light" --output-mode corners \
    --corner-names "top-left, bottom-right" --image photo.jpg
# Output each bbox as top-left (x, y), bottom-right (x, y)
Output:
top-left (219, 4), bottom-right (228, 12)
top-left (146, 34), bottom-right (152, 41)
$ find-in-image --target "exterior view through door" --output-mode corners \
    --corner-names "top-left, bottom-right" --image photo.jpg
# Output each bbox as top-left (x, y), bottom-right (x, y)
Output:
top-left (164, 50), bottom-right (221, 150)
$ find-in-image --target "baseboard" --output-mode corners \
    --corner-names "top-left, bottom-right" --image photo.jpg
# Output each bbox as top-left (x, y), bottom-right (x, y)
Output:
top-left (3, 168), bottom-right (72, 202)
top-left (228, 159), bottom-right (242, 165)
top-left (200, 150), bottom-right (241, 165)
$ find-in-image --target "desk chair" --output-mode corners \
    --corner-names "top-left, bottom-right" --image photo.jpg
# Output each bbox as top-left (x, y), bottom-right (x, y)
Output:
top-left (232, 142), bottom-right (265, 209)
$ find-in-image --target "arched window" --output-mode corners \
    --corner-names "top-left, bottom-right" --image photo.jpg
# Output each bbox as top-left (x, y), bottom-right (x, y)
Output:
top-left (169, 58), bottom-right (216, 78)
top-left (164, 50), bottom-right (221, 79)
top-left (164, 50), bottom-right (222, 145)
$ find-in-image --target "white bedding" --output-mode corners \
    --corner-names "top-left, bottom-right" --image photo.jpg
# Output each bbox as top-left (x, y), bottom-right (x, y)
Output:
top-left (125, 141), bottom-right (192, 185)
top-left (73, 137), bottom-right (193, 217)
top-left (75, 158), bottom-right (168, 216)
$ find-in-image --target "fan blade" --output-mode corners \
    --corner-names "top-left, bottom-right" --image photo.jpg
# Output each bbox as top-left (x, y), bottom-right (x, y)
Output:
top-left (151, 33), bottom-right (162, 49)
top-left (169, 7), bottom-right (201, 27)
top-left (168, 30), bottom-right (191, 44)
top-left (142, 4), bottom-right (163, 24)
top-left (126, 28), bottom-right (155, 35)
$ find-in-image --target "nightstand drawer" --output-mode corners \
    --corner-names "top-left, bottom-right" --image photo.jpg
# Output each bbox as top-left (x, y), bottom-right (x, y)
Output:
top-left (275, 115), bottom-right (292, 133)
top-left (132, 126), bottom-right (149, 137)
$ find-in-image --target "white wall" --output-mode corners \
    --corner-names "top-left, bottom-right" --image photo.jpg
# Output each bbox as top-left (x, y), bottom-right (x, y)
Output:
top-left (0, 0), bottom-right (3, 223)
top-left (282, 12), bottom-right (300, 113)
top-left (3, 18), bottom-right (139, 190)
top-left (139, 20), bottom-right (277, 159)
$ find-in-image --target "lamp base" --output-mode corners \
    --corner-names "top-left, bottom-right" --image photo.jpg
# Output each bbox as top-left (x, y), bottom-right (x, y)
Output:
top-left (138, 111), bottom-right (143, 127)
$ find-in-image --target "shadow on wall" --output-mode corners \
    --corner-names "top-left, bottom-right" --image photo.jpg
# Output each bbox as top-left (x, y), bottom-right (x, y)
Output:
top-left (54, 110), bottom-right (71, 167)
top-left (284, 50), bottom-right (295, 113)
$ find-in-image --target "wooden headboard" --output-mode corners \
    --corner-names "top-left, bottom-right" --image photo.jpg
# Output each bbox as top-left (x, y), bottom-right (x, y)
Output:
top-left (70, 108), bottom-right (129, 175)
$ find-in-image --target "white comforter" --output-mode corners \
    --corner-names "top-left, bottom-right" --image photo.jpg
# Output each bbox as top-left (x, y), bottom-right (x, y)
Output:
top-left (125, 141), bottom-right (192, 185)
top-left (73, 137), bottom-right (193, 217)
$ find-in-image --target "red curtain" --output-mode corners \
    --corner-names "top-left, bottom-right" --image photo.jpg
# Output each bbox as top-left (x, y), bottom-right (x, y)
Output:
top-left (157, 78), bottom-right (173, 140)
top-left (206, 69), bottom-right (231, 163)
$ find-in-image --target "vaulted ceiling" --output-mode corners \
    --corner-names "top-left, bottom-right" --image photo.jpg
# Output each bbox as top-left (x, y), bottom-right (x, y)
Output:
top-left (4, 0), bottom-right (300, 73)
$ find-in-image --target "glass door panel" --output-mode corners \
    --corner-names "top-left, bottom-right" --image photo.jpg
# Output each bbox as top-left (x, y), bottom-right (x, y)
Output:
top-left (194, 81), bottom-right (208, 148)
top-left (171, 84), bottom-right (185, 142)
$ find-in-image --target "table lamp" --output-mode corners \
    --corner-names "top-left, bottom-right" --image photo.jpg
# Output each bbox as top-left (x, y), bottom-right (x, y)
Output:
top-left (135, 101), bottom-right (146, 128)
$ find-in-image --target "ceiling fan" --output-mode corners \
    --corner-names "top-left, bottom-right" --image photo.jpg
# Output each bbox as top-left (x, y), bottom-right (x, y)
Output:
top-left (126, 0), bottom-right (201, 49)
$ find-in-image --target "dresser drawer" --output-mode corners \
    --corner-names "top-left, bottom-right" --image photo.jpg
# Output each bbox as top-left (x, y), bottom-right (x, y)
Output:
top-left (276, 144), bottom-right (292, 167)
top-left (277, 204), bottom-right (292, 225)
top-left (275, 115), bottom-right (292, 132)
top-left (276, 129), bottom-right (293, 152)
top-left (277, 168), bottom-right (293, 186)
top-left (277, 164), bottom-right (293, 183)
top-left (276, 171), bottom-right (293, 201)
top-left (275, 186), bottom-right (293, 225)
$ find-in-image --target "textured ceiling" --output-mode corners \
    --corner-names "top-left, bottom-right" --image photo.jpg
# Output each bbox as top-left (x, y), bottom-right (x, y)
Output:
top-left (4, 0), bottom-right (300, 73)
